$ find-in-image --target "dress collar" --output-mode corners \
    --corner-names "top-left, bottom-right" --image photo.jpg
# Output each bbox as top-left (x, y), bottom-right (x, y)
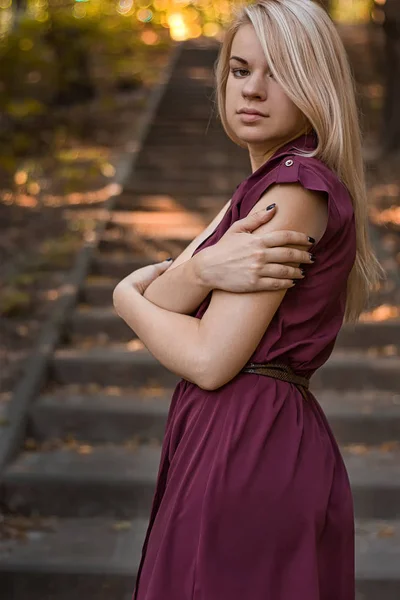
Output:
top-left (248, 129), bottom-right (318, 181)
top-left (233, 130), bottom-right (318, 200)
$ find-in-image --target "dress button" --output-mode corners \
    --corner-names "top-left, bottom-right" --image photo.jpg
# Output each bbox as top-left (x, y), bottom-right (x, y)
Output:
top-left (285, 159), bottom-right (294, 167)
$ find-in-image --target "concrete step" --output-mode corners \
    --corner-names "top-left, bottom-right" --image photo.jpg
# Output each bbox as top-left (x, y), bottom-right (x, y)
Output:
top-left (91, 254), bottom-right (156, 279)
top-left (50, 347), bottom-right (400, 390)
top-left (123, 177), bottom-right (237, 196)
top-left (0, 517), bottom-right (399, 600)
top-left (343, 446), bottom-right (400, 518)
top-left (336, 319), bottom-right (400, 350)
top-left (159, 87), bottom-right (215, 98)
top-left (138, 140), bottom-right (237, 153)
top-left (143, 135), bottom-right (232, 148)
top-left (81, 277), bottom-right (117, 306)
top-left (100, 218), bottom-right (196, 253)
top-left (155, 107), bottom-right (219, 120)
top-left (69, 307), bottom-right (131, 338)
top-left (2, 445), bottom-right (161, 518)
top-left (132, 167), bottom-right (249, 185)
top-left (50, 347), bottom-right (180, 387)
top-left (0, 516), bottom-right (146, 599)
top-left (137, 149), bottom-right (247, 168)
top-left (111, 192), bottom-right (229, 213)
top-left (354, 518), bottom-right (400, 600)
top-left (3, 443), bottom-right (400, 520)
top-left (158, 93), bottom-right (215, 106)
top-left (173, 50), bottom-right (219, 67)
top-left (136, 157), bottom-right (249, 171)
top-left (319, 389), bottom-right (400, 445)
top-left (144, 122), bottom-right (226, 136)
top-left (30, 391), bottom-right (170, 443)
top-left (69, 307), bottom-right (400, 351)
top-left (143, 134), bottom-right (230, 147)
top-left (311, 353), bottom-right (400, 392)
top-left (29, 387), bottom-right (400, 446)
top-left (108, 208), bottom-right (209, 237)
top-left (152, 113), bottom-right (219, 123)
top-left (98, 231), bottom-right (188, 254)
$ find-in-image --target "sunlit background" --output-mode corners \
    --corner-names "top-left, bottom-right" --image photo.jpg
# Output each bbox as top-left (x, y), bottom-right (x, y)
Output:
top-left (0, 0), bottom-right (399, 379)
top-left (1, 3), bottom-right (400, 595)
top-left (0, 0), bottom-right (380, 43)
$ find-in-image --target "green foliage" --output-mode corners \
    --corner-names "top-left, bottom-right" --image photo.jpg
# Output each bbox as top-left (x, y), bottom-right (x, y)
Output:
top-left (37, 232), bottom-right (80, 268)
top-left (6, 99), bottom-right (46, 118)
top-left (0, 20), bottom-right (55, 108)
top-left (0, 7), bottom-right (171, 164)
top-left (0, 287), bottom-right (31, 317)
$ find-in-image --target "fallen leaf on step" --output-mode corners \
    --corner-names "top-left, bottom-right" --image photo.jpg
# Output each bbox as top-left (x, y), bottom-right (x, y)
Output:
top-left (379, 441), bottom-right (400, 452)
top-left (377, 525), bottom-right (395, 538)
top-left (78, 444), bottom-right (93, 455)
top-left (112, 521), bottom-right (132, 531)
top-left (345, 444), bottom-right (369, 455)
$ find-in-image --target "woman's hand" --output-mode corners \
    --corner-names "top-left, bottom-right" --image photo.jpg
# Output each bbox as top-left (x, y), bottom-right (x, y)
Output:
top-left (114, 260), bottom-right (172, 299)
top-left (194, 205), bottom-right (316, 293)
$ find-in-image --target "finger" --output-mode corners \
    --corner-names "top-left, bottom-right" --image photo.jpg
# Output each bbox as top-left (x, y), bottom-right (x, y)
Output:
top-left (259, 230), bottom-right (315, 248)
top-left (256, 277), bottom-right (296, 291)
top-left (259, 264), bottom-right (305, 280)
top-left (156, 259), bottom-right (173, 272)
top-left (265, 247), bottom-right (314, 265)
top-left (229, 204), bottom-right (276, 233)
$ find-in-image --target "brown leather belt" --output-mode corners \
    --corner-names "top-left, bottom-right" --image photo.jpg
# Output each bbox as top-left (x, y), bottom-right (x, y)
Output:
top-left (240, 361), bottom-right (310, 401)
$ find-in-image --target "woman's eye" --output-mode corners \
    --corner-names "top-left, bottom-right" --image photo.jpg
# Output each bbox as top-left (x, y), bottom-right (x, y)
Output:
top-left (231, 68), bottom-right (249, 78)
top-left (230, 68), bottom-right (274, 80)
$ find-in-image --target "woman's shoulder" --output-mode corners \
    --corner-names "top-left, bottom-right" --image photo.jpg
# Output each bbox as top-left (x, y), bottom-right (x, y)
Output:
top-left (273, 151), bottom-right (355, 226)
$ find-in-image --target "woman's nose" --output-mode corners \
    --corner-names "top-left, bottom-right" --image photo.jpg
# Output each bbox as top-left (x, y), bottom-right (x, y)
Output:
top-left (242, 74), bottom-right (267, 100)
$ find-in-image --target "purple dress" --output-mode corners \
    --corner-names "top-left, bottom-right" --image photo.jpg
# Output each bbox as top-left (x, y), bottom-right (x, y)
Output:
top-left (133, 131), bottom-right (356, 600)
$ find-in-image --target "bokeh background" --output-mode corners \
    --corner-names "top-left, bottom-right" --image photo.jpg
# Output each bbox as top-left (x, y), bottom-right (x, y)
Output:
top-left (1, 3), bottom-right (400, 598)
top-left (1, 1), bottom-right (399, 386)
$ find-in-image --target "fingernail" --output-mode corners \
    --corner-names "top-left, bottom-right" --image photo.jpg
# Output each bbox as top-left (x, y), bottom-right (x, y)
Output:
top-left (300, 268), bottom-right (305, 276)
top-left (309, 253), bottom-right (316, 262)
top-left (308, 236), bottom-right (315, 243)
top-left (165, 257), bottom-right (173, 261)
top-left (292, 280), bottom-right (297, 285)
top-left (266, 203), bottom-right (276, 211)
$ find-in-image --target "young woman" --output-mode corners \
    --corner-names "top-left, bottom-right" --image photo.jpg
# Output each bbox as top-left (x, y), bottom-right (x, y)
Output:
top-left (113, 1), bottom-right (383, 598)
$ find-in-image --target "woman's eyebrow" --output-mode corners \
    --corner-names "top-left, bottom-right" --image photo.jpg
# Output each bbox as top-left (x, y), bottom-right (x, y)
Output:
top-left (229, 55), bottom-right (248, 65)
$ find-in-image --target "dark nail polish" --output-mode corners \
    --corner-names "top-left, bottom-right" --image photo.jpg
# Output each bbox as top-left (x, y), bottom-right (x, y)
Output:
top-left (292, 280), bottom-right (297, 285)
top-left (300, 268), bottom-right (305, 276)
top-left (266, 203), bottom-right (276, 211)
top-left (309, 253), bottom-right (316, 262)
top-left (308, 236), bottom-right (315, 244)
top-left (166, 257), bottom-right (173, 261)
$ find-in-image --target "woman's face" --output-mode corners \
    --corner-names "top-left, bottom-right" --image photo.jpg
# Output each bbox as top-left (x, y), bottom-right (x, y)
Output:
top-left (225, 23), bottom-right (308, 151)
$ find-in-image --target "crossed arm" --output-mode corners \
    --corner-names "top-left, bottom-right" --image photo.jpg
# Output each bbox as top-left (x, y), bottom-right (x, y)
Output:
top-left (113, 183), bottom-right (328, 390)
top-left (142, 197), bottom-right (232, 315)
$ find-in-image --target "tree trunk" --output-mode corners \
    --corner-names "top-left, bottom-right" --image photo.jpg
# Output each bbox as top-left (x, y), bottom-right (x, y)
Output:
top-left (381, 0), bottom-right (400, 153)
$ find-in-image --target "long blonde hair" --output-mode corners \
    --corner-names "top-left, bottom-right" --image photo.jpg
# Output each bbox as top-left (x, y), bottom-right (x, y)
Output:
top-left (215, 0), bottom-right (384, 323)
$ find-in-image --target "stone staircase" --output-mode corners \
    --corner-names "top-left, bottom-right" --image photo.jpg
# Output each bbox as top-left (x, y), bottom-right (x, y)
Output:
top-left (1, 40), bottom-right (400, 600)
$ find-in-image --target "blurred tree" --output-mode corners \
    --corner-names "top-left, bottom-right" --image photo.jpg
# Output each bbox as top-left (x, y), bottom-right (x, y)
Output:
top-left (46, 21), bottom-right (95, 106)
top-left (45, 1), bottom-right (96, 106)
top-left (379, 0), bottom-right (400, 153)
top-left (11, 0), bottom-right (28, 30)
top-left (14, 0), bottom-right (27, 11)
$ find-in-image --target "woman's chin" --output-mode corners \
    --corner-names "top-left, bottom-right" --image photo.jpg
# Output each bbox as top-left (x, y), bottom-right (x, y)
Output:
top-left (233, 129), bottom-right (275, 146)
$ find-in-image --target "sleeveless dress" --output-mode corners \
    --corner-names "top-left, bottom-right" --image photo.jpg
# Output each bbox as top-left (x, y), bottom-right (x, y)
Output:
top-left (132, 131), bottom-right (357, 600)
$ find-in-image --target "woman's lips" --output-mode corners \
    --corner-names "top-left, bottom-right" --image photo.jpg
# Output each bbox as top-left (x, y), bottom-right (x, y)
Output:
top-left (238, 112), bottom-right (267, 122)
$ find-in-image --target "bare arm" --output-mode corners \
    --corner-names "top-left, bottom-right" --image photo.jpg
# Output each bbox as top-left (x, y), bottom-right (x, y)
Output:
top-left (142, 198), bottom-right (231, 314)
top-left (113, 183), bottom-right (327, 389)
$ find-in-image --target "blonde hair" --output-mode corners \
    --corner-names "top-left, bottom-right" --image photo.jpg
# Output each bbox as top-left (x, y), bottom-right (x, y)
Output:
top-left (215, 0), bottom-right (384, 323)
